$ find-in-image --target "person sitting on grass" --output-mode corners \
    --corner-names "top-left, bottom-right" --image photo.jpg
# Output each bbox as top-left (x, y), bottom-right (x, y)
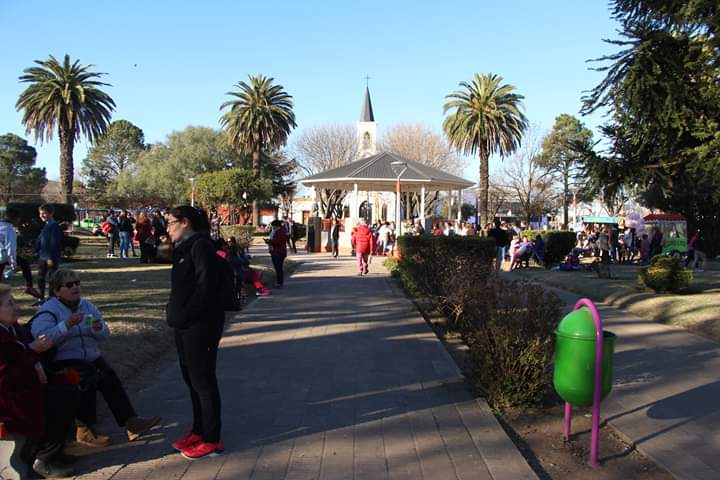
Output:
top-left (531, 234), bottom-right (545, 267)
top-left (30, 268), bottom-right (160, 448)
top-left (0, 283), bottom-right (80, 479)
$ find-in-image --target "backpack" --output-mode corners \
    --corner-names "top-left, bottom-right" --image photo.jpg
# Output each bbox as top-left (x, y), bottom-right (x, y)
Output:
top-left (101, 221), bottom-right (113, 236)
top-left (191, 238), bottom-right (241, 312)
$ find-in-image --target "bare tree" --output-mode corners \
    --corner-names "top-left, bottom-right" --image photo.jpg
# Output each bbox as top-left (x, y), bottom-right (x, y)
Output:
top-left (499, 125), bottom-right (558, 225)
top-left (294, 124), bottom-right (358, 218)
top-left (381, 123), bottom-right (466, 216)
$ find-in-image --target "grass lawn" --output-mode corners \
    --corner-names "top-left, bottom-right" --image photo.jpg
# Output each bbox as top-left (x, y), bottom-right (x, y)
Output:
top-left (5, 233), bottom-right (289, 381)
top-left (509, 260), bottom-right (720, 342)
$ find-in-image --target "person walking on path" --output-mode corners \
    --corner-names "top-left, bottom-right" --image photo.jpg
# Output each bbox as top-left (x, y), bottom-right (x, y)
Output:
top-left (487, 219), bottom-right (508, 272)
top-left (285, 218), bottom-right (297, 254)
top-left (166, 205), bottom-right (226, 460)
top-left (117, 210), bottom-right (133, 259)
top-left (689, 230), bottom-right (706, 272)
top-left (0, 206), bottom-right (42, 298)
top-left (267, 220), bottom-right (288, 287)
top-left (35, 204), bottom-right (62, 302)
top-left (330, 219), bottom-right (341, 258)
top-left (102, 211), bottom-right (118, 258)
top-left (351, 218), bottom-right (375, 276)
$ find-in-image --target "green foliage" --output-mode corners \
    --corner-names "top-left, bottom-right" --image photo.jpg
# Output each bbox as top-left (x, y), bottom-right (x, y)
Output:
top-left (639, 255), bottom-right (693, 292)
top-left (464, 281), bottom-right (562, 409)
top-left (443, 73), bottom-right (528, 224)
top-left (524, 230), bottom-right (576, 267)
top-left (16, 54), bottom-right (115, 201)
top-left (0, 133), bottom-right (47, 203)
top-left (218, 225), bottom-right (256, 249)
top-left (195, 168), bottom-right (272, 207)
top-left (81, 120), bottom-right (146, 205)
top-left (391, 234), bottom-right (562, 409)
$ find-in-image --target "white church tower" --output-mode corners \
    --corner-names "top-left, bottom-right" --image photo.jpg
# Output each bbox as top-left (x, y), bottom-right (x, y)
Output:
top-left (357, 86), bottom-right (377, 159)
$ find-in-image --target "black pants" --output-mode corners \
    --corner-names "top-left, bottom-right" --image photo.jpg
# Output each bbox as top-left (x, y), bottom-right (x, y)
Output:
top-left (32, 384), bottom-right (79, 462)
top-left (331, 238), bottom-right (339, 257)
top-left (37, 259), bottom-right (58, 299)
top-left (271, 254), bottom-right (285, 286)
top-left (107, 234), bottom-right (116, 255)
top-left (287, 237), bottom-right (297, 253)
top-left (175, 319), bottom-right (224, 443)
top-left (0, 256), bottom-right (33, 286)
top-left (139, 242), bottom-right (153, 263)
top-left (55, 357), bottom-right (136, 427)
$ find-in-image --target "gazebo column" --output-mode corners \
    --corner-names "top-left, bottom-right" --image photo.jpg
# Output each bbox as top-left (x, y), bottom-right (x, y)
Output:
top-left (457, 189), bottom-right (462, 222)
top-left (352, 183), bottom-right (358, 222)
top-left (448, 190), bottom-right (453, 220)
top-left (420, 186), bottom-right (426, 228)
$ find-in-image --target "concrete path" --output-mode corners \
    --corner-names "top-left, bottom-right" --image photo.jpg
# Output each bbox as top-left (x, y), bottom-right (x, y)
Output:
top-left (72, 254), bottom-right (537, 480)
top-left (546, 285), bottom-right (720, 480)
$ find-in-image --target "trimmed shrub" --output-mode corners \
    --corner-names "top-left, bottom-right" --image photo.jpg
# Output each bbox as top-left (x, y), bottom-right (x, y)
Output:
top-left (219, 225), bottom-right (256, 249)
top-left (639, 255), bottom-right (693, 293)
top-left (6, 203), bottom-right (78, 259)
top-left (524, 230), bottom-right (576, 267)
top-left (62, 236), bottom-right (80, 259)
top-left (464, 280), bottom-right (562, 409)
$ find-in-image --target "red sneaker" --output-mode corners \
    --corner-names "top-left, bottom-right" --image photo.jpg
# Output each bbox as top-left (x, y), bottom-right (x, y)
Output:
top-left (181, 440), bottom-right (224, 460)
top-left (172, 433), bottom-right (202, 451)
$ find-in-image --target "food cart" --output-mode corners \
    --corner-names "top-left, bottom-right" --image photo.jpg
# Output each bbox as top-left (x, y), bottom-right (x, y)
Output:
top-left (642, 213), bottom-right (688, 255)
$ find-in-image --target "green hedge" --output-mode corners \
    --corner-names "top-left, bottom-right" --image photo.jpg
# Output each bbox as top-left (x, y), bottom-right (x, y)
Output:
top-left (524, 230), bottom-right (576, 267)
top-left (6, 203), bottom-right (78, 259)
top-left (397, 235), bottom-right (496, 260)
top-left (639, 255), bottom-right (693, 293)
top-left (219, 225), bottom-right (256, 249)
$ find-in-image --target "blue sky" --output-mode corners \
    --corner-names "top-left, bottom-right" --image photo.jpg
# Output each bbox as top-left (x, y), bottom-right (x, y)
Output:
top-left (0, 1), bottom-right (620, 182)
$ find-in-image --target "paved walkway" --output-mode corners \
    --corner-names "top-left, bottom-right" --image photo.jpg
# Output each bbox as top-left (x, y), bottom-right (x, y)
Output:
top-left (545, 285), bottom-right (720, 480)
top-left (72, 254), bottom-right (537, 480)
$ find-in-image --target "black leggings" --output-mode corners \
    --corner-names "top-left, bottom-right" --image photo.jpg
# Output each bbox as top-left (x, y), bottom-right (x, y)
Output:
top-left (175, 319), bottom-right (224, 443)
top-left (32, 384), bottom-right (79, 462)
top-left (271, 254), bottom-right (285, 286)
top-left (37, 259), bottom-right (58, 299)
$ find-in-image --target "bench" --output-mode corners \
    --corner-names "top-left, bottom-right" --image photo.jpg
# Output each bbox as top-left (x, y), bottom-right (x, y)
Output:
top-left (0, 422), bottom-right (29, 480)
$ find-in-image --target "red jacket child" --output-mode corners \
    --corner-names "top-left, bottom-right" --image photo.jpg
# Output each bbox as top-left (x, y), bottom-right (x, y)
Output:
top-left (352, 224), bottom-right (375, 255)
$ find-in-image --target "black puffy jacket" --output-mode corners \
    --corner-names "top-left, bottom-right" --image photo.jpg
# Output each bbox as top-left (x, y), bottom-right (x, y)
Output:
top-left (167, 233), bottom-right (223, 329)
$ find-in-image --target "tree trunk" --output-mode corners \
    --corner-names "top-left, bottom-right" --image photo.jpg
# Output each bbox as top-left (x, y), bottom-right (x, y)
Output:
top-left (562, 162), bottom-right (570, 230)
top-left (60, 128), bottom-right (75, 204)
top-left (479, 151), bottom-right (489, 227)
top-left (252, 149), bottom-right (261, 225)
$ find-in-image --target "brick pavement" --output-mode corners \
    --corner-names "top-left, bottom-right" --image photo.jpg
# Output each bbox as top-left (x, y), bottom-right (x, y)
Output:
top-left (71, 253), bottom-right (537, 480)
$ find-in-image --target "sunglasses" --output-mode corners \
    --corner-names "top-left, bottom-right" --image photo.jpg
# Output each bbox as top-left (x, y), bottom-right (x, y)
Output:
top-left (63, 280), bottom-right (80, 288)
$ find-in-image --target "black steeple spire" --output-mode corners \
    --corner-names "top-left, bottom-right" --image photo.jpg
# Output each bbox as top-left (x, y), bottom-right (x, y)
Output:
top-left (360, 86), bottom-right (375, 122)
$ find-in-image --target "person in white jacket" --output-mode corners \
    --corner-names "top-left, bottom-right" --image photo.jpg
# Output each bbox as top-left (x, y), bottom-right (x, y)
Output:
top-left (0, 207), bottom-right (41, 298)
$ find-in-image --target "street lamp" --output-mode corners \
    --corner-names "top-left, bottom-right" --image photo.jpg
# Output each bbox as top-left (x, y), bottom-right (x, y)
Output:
top-left (390, 161), bottom-right (408, 236)
top-left (189, 177), bottom-right (196, 207)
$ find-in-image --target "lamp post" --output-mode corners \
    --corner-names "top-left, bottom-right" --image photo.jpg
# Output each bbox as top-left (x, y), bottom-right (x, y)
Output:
top-left (189, 177), bottom-right (196, 207)
top-left (390, 161), bottom-right (408, 236)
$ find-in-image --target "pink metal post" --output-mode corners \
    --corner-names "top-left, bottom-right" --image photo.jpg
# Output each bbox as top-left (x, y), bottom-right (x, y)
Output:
top-left (562, 298), bottom-right (604, 467)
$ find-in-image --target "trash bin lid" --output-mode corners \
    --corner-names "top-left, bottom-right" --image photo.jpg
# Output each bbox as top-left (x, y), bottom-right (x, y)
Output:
top-left (556, 307), bottom-right (597, 340)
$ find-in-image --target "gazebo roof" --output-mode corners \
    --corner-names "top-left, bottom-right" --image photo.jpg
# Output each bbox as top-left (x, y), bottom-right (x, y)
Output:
top-left (301, 151), bottom-right (474, 192)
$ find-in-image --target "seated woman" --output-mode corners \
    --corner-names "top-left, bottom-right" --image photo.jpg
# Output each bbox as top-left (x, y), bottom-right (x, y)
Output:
top-left (0, 283), bottom-right (79, 478)
top-left (220, 237), bottom-right (270, 297)
top-left (30, 269), bottom-right (160, 448)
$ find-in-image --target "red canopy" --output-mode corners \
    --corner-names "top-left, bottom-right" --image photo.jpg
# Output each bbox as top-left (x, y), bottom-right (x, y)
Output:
top-left (643, 213), bottom-right (686, 222)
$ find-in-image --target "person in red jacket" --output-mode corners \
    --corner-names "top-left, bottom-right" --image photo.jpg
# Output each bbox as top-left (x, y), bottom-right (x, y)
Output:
top-left (267, 220), bottom-right (289, 287)
top-left (0, 283), bottom-right (79, 478)
top-left (351, 219), bottom-right (375, 275)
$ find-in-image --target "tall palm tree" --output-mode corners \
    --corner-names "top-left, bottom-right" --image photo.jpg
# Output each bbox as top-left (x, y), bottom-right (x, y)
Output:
top-left (443, 73), bottom-right (527, 225)
top-left (220, 74), bottom-right (296, 225)
top-left (16, 54), bottom-right (115, 203)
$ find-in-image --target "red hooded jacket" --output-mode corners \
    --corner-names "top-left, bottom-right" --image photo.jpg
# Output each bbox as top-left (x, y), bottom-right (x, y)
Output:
top-left (352, 225), bottom-right (375, 255)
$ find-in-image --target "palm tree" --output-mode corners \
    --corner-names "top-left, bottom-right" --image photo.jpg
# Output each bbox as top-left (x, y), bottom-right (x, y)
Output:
top-left (220, 75), bottom-right (296, 225)
top-left (443, 73), bottom-right (527, 225)
top-left (16, 54), bottom-right (115, 203)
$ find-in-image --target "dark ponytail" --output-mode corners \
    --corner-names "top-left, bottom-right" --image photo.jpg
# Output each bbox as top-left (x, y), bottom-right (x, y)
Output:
top-left (169, 205), bottom-right (211, 234)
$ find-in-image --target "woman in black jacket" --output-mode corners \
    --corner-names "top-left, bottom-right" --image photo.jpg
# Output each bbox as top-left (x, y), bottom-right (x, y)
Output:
top-left (165, 206), bottom-right (225, 460)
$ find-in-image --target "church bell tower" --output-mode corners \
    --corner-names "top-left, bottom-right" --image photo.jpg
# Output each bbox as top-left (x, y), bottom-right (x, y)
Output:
top-left (357, 86), bottom-right (377, 159)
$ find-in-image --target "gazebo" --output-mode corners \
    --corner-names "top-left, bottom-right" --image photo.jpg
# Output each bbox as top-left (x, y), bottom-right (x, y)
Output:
top-left (300, 151), bottom-right (474, 251)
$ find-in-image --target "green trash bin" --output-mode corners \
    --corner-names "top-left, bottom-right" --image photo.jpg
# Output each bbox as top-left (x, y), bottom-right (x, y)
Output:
top-left (553, 307), bottom-right (616, 407)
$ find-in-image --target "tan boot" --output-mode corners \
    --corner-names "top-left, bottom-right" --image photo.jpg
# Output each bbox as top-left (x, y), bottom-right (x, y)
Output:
top-left (126, 415), bottom-right (161, 441)
top-left (76, 425), bottom-right (112, 447)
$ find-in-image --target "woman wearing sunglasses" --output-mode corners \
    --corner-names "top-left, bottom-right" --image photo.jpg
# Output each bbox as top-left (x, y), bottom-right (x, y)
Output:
top-left (30, 268), bottom-right (160, 448)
